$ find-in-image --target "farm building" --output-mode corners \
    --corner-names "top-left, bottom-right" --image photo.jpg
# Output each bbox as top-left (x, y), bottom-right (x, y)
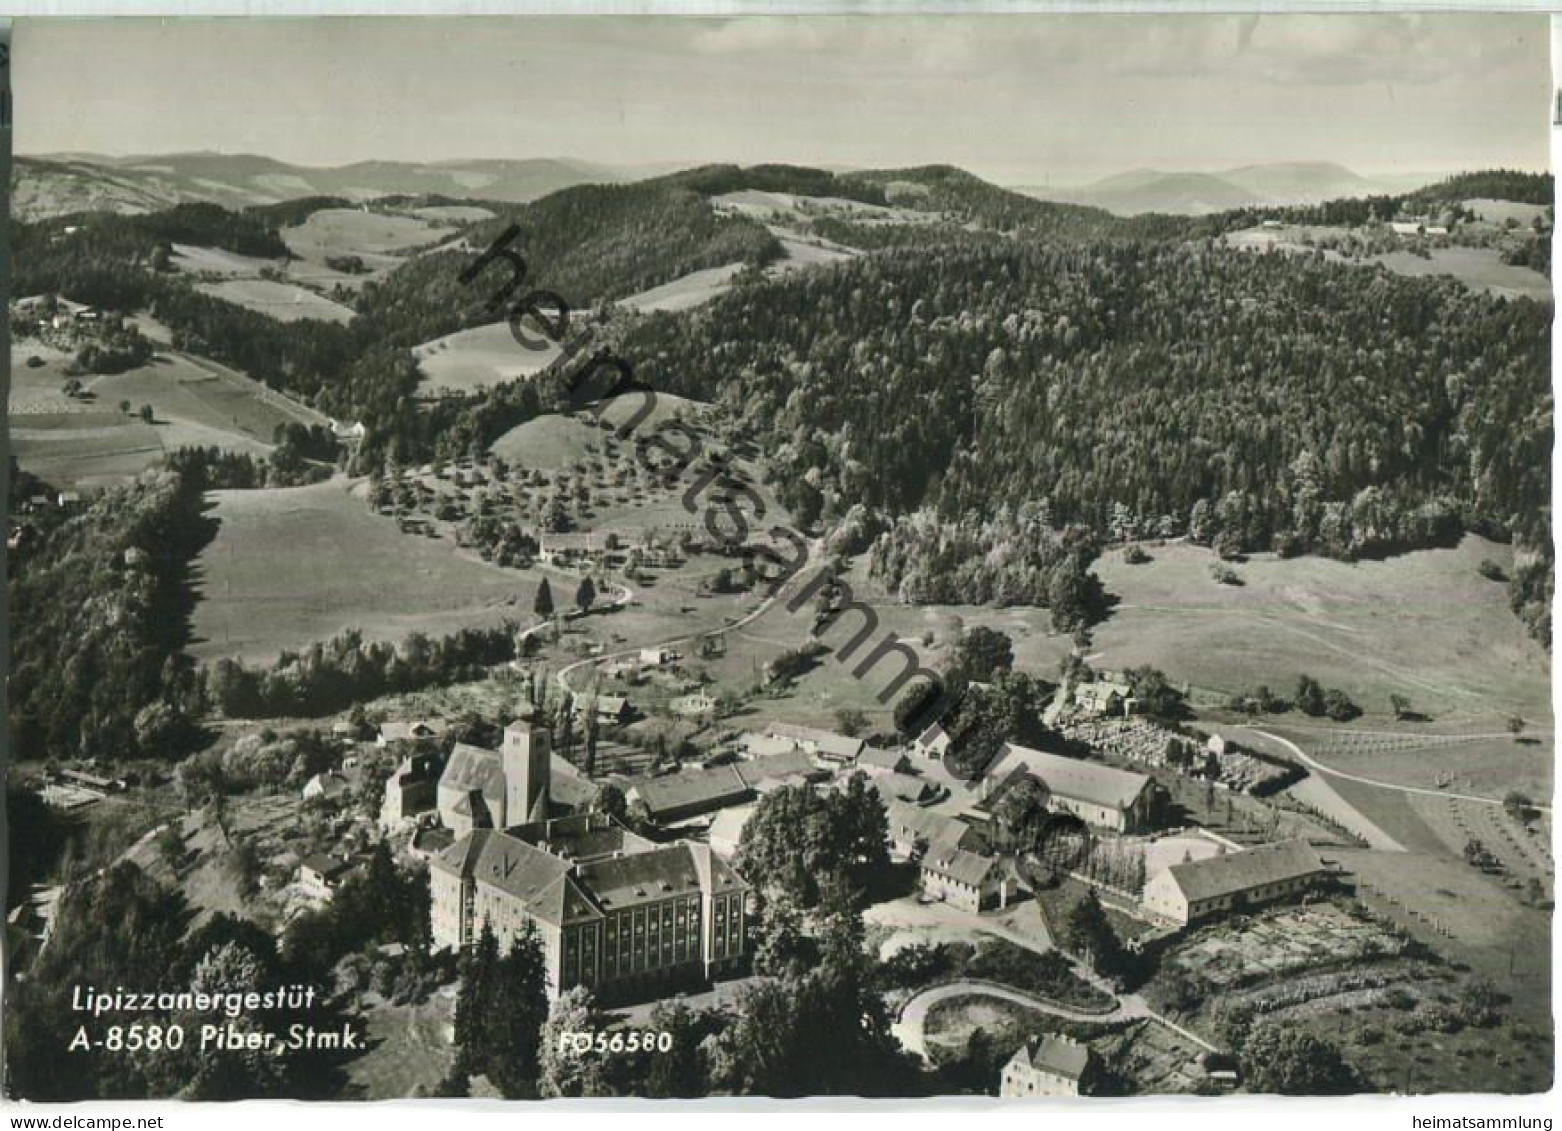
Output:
top-left (377, 718), bottom-right (449, 746)
top-left (297, 854), bottom-right (356, 900)
top-left (857, 746), bottom-right (912, 775)
top-left (870, 772), bottom-right (941, 806)
top-left (302, 770), bottom-right (353, 803)
top-left (572, 693), bottom-right (633, 726)
top-left (624, 765), bottom-right (754, 825)
top-left (640, 646), bottom-right (677, 667)
top-left (978, 743), bottom-right (1162, 834)
top-left (537, 531), bottom-right (606, 567)
top-left (912, 721), bottom-right (952, 760)
top-left (763, 722), bottom-right (865, 764)
top-left (740, 748), bottom-right (825, 787)
top-left (1000, 1035), bottom-right (1098, 1097)
top-left (1140, 838), bottom-right (1330, 926)
top-left (920, 847), bottom-right (1007, 913)
top-left (884, 798), bottom-right (982, 859)
top-left (1072, 679), bottom-right (1136, 717)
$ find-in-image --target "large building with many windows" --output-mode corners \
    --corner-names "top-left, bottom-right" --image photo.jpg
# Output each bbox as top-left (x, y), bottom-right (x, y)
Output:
top-left (428, 812), bottom-right (749, 1001)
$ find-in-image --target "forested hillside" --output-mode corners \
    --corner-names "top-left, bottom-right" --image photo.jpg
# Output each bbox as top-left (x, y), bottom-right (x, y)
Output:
top-left (9, 468), bottom-right (215, 764)
top-left (623, 239), bottom-right (1552, 638)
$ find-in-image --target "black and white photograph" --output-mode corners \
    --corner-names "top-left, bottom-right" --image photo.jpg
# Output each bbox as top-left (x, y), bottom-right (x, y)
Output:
top-left (1, 7), bottom-right (1555, 1111)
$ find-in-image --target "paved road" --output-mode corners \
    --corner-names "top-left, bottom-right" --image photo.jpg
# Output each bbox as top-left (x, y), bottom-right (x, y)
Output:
top-left (1249, 728), bottom-right (1552, 814)
top-left (892, 982), bottom-right (1128, 1058)
top-left (891, 981), bottom-right (1218, 1060)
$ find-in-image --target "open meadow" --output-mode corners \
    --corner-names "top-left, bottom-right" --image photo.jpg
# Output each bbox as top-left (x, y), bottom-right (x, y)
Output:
top-left (414, 321), bottom-right (563, 397)
top-left (195, 277), bottom-right (356, 324)
top-left (189, 478), bottom-right (541, 664)
top-left (1090, 537), bottom-right (1551, 727)
top-left (10, 346), bottom-right (324, 487)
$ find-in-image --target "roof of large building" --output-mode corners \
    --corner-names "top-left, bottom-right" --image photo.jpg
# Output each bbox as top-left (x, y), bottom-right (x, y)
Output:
top-left (626, 765), bottom-right (752, 817)
top-left (578, 845), bottom-right (708, 911)
top-left (995, 743), bottom-right (1151, 812)
top-left (765, 723), bottom-right (865, 761)
top-left (1164, 838), bottom-right (1327, 904)
top-left (1009, 1035), bottom-right (1094, 1082)
top-left (739, 748), bottom-right (820, 783)
top-left (509, 813), bottom-right (653, 863)
top-left (431, 829), bottom-right (601, 927)
top-left (441, 743), bottom-right (506, 797)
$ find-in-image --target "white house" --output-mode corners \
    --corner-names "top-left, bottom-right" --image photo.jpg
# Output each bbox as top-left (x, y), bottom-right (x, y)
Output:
top-left (1140, 838), bottom-right (1329, 926)
top-left (912, 721), bottom-right (952, 760)
top-left (920, 848), bottom-right (1006, 914)
top-left (1000, 1035), bottom-right (1097, 1097)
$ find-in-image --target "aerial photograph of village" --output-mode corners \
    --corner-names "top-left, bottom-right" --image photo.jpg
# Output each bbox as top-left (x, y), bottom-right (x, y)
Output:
top-left (2, 13), bottom-right (1555, 1104)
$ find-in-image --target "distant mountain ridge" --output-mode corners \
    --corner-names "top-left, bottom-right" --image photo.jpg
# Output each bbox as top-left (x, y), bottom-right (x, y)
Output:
top-left (1017, 161), bottom-right (1397, 216)
top-left (9, 152), bottom-right (638, 219)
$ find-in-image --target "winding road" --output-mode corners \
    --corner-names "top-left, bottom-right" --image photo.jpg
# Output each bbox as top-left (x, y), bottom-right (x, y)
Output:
top-left (892, 981), bottom-right (1218, 1060)
top-left (1248, 728), bottom-right (1552, 814)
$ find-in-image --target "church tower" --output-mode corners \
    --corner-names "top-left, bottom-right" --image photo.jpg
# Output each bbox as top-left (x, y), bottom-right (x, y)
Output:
top-left (502, 717), bottom-right (551, 825)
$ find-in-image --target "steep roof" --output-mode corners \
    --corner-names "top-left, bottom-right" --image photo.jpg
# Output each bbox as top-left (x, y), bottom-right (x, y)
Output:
top-left (441, 743), bottom-right (505, 796)
top-left (299, 854), bottom-right (353, 880)
top-left (1165, 838), bottom-right (1326, 904)
top-left (1011, 1035), bottom-right (1094, 1082)
top-left (922, 846), bottom-right (998, 887)
top-left (885, 798), bottom-right (978, 853)
top-left (997, 743), bottom-right (1151, 811)
top-left (434, 828), bottom-right (600, 927)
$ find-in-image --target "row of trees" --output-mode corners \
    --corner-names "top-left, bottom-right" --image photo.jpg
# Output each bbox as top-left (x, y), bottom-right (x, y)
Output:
top-left (206, 625), bottom-right (520, 720)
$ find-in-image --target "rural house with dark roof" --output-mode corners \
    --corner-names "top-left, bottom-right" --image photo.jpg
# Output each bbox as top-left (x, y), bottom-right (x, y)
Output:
top-left (1000, 1035), bottom-right (1098, 1097)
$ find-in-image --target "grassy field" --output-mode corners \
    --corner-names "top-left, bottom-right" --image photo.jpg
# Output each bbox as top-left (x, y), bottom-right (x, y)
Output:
top-left (189, 478), bottom-right (540, 664)
top-left (488, 393), bottom-right (712, 470)
top-left (283, 207), bottom-right (449, 258)
top-left (618, 262), bottom-right (746, 314)
top-left (414, 320), bottom-right (563, 396)
top-left (195, 278), bottom-right (355, 324)
top-left (1223, 224), bottom-right (1550, 302)
top-left (11, 345), bottom-right (328, 487)
top-left (1369, 246), bottom-right (1551, 303)
top-left (1090, 538), bottom-right (1551, 728)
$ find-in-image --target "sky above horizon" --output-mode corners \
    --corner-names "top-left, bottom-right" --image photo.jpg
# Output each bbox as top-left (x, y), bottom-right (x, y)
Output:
top-left (13, 15), bottom-right (1553, 185)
